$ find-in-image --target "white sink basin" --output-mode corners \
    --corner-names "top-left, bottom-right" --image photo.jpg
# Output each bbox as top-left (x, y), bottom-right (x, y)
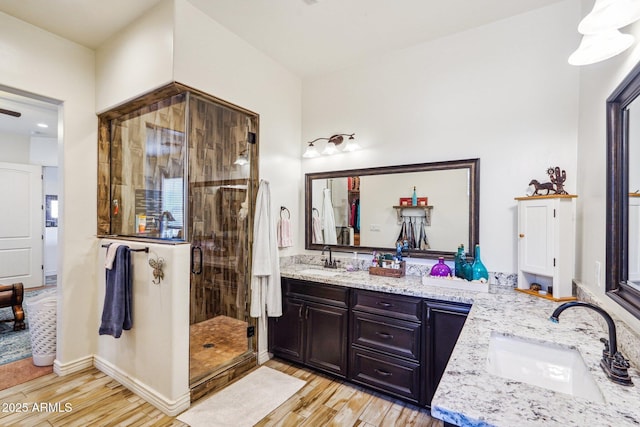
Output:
top-left (297, 268), bottom-right (342, 277)
top-left (486, 332), bottom-right (604, 403)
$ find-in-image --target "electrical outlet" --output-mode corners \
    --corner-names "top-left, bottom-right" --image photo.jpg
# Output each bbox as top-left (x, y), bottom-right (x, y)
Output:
top-left (595, 261), bottom-right (602, 287)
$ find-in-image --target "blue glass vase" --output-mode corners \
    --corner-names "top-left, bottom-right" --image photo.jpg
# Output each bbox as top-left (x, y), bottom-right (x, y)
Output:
top-left (472, 244), bottom-right (489, 281)
top-left (454, 244), bottom-right (465, 278)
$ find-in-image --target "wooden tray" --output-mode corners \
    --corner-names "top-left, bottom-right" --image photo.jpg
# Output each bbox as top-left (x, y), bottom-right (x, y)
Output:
top-left (369, 261), bottom-right (406, 278)
top-left (515, 288), bottom-right (576, 302)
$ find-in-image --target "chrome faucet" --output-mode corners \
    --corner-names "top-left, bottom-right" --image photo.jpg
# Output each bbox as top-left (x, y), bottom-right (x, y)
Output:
top-left (550, 301), bottom-right (633, 386)
top-left (322, 246), bottom-right (338, 269)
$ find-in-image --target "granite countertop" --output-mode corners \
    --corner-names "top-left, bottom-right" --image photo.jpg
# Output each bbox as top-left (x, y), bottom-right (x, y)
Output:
top-left (280, 262), bottom-right (480, 305)
top-left (280, 260), bottom-right (640, 427)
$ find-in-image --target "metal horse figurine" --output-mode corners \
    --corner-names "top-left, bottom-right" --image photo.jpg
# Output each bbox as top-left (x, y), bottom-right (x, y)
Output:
top-left (528, 179), bottom-right (556, 195)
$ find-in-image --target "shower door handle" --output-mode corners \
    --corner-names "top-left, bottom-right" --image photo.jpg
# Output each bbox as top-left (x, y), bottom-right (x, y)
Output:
top-left (191, 245), bottom-right (203, 275)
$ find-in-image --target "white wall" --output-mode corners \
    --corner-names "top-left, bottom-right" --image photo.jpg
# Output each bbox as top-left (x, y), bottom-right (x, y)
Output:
top-left (30, 136), bottom-right (58, 166)
top-left (96, 239), bottom-right (191, 415)
top-left (576, 7), bottom-right (640, 332)
top-left (301, 0), bottom-right (581, 274)
top-left (95, 0), bottom-right (174, 112)
top-left (0, 12), bottom-right (97, 366)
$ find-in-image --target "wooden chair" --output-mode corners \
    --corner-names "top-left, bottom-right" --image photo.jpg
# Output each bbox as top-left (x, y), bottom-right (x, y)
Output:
top-left (0, 282), bottom-right (25, 331)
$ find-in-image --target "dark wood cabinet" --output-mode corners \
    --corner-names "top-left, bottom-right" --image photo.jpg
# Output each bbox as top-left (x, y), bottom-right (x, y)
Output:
top-left (268, 297), bottom-right (304, 362)
top-left (305, 301), bottom-right (348, 375)
top-left (269, 278), bottom-right (470, 408)
top-left (423, 299), bottom-right (471, 405)
top-left (350, 289), bottom-right (423, 404)
top-left (269, 278), bottom-right (349, 378)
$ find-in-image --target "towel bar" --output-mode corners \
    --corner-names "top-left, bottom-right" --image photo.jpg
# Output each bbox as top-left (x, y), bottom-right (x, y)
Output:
top-left (101, 244), bottom-right (149, 253)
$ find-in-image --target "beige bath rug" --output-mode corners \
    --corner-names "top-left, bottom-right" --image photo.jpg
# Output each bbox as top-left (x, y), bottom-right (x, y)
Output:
top-left (177, 366), bottom-right (305, 427)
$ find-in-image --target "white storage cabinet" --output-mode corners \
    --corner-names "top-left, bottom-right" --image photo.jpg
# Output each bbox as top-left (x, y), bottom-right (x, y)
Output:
top-left (516, 195), bottom-right (577, 299)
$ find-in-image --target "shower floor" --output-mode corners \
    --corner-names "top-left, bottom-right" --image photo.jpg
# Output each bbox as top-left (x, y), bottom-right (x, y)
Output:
top-left (189, 315), bottom-right (249, 384)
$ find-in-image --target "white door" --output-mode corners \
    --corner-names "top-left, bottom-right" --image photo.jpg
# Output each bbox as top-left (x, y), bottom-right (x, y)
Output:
top-left (0, 162), bottom-right (43, 288)
top-left (518, 199), bottom-right (555, 276)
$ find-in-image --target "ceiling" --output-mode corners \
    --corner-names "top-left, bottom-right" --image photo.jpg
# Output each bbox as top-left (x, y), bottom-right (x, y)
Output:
top-left (0, 90), bottom-right (58, 139)
top-left (0, 0), bottom-right (568, 139)
top-left (0, 0), bottom-right (568, 77)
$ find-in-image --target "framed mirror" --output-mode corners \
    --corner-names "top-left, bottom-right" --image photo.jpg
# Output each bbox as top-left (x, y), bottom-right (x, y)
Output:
top-left (607, 60), bottom-right (640, 319)
top-left (305, 158), bottom-right (480, 259)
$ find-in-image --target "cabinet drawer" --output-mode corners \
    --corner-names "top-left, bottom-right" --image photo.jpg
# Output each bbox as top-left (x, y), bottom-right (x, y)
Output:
top-left (350, 347), bottom-right (421, 403)
top-left (284, 278), bottom-right (349, 308)
top-left (352, 311), bottom-right (421, 360)
top-left (352, 289), bottom-right (421, 321)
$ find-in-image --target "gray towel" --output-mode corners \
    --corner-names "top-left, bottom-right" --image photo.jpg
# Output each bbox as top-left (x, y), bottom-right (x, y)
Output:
top-left (99, 245), bottom-right (132, 338)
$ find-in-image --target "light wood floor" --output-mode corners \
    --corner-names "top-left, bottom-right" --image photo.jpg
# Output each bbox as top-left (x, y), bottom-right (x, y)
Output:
top-left (0, 358), bottom-right (443, 426)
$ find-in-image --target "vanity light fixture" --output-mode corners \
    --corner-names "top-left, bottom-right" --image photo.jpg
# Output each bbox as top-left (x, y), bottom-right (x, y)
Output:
top-left (303, 133), bottom-right (357, 158)
top-left (569, 0), bottom-right (640, 66)
top-left (578, 0), bottom-right (640, 34)
top-left (569, 29), bottom-right (635, 66)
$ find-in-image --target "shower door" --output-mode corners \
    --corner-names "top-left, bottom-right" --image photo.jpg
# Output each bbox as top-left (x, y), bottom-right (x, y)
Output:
top-left (187, 93), bottom-right (258, 385)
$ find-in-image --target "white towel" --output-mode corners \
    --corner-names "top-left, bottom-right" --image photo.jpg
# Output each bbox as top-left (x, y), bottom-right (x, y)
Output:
top-left (251, 180), bottom-right (282, 319)
top-left (322, 188), bottom-right (337, 244)
top-left (312, 215), bottom-right (323, 244)
top-left (277, 217), bottom-right (293, 248)
top-left (104, 243), bottom-right (123, 270)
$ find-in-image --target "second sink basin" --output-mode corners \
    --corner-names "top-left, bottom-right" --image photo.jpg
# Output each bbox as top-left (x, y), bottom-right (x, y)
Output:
top-left (486, 332), bottom-right (604, 403)
top-left (297, 268), bottom-right (342, 277)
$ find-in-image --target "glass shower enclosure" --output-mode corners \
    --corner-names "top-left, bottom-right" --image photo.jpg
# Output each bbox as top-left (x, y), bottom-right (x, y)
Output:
top-left (100, 83), bottom-right (259, 394)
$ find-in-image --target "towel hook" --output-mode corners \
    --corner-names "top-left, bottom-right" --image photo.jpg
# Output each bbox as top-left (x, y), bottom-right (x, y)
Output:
top-left (280, 206), bottom-right (290, 219)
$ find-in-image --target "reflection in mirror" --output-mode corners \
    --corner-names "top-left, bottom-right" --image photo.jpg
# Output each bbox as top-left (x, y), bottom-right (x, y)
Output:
top-left (607, 60), bottom-right (640, 319)
top-left (305, 159), bottom-right (479, 259)
top-left (629, 97), bottom-right (640, 288)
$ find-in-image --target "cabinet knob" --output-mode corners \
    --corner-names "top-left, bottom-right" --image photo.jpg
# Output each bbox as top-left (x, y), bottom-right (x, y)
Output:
top-left (519, 233), bottom-right (525, 238)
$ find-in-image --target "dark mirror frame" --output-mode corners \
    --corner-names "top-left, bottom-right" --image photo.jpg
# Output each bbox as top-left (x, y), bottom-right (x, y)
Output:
top-left (607, 60), bottom-right (640, 319)
top-left (305, 158), bottom-right (480, 259)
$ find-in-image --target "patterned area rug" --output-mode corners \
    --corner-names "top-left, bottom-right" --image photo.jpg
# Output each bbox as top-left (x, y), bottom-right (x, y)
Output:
top-left (0, 357), bottom-right (53, 391)
top-left (0, 288), bottom-right (55, 366)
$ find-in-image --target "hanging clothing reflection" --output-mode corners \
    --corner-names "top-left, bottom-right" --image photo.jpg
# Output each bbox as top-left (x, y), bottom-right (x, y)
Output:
top-left (322, 187), bottom-right (337, 244)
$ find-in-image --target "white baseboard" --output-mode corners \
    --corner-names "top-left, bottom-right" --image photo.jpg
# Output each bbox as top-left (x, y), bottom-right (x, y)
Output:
top-left (258, 349), bottom-right (271, 365)
top-left (53, 355), bottom-right (93, 376)
top-left (93, 355), bottom-right (190, 416)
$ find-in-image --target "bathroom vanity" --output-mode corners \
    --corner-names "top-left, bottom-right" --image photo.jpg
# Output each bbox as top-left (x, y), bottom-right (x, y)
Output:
top-left (272, 264), bottom-right (470, 408)
top-left (276, 261), bottom-right (640, 426)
